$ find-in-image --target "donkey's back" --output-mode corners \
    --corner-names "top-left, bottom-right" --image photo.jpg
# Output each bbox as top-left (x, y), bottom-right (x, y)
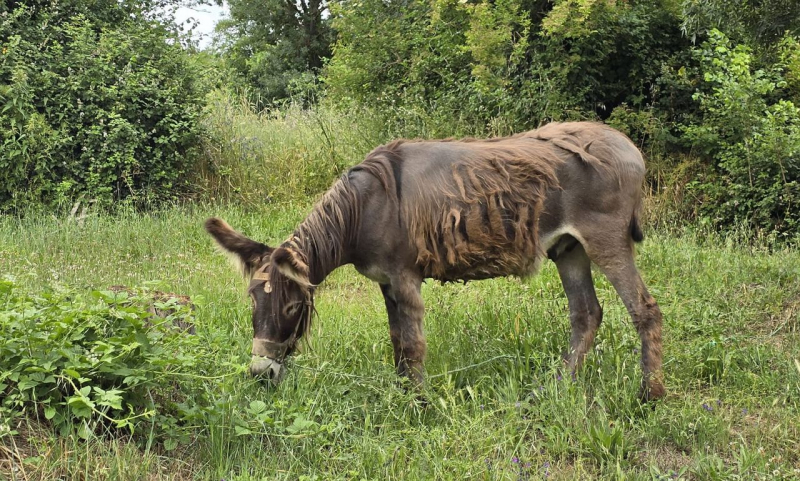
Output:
top-left (351, 122), bottom-right (645, 282)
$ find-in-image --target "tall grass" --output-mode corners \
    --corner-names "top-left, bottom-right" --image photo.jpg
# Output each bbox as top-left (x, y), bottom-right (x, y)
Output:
top-left (194, 91), bottom-right (389, 206)
top-left (194, 90), bottom-right (533, 208)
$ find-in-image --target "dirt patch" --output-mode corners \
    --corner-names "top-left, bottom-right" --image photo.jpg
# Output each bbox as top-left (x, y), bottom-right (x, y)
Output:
top-left (634, 444), bottom-right (694, 478)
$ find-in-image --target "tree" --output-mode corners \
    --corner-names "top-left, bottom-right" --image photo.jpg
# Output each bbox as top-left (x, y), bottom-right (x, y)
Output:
top-left (216, 0), bottom-right (335, 104)
top-left (681, 0), bottom-right (800, 46)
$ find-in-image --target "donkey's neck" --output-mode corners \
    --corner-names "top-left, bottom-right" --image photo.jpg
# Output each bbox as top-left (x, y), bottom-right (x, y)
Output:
top-left (281, 229), bottom-right (345, 286)
top-left (284, 176), bottom-right (361, 286)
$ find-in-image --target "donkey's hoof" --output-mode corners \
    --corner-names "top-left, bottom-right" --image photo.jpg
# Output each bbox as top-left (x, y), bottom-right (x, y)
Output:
top-left (411, 393), bottom-right (429, 408)
top-left (639, 382), bottom-right (666, 403)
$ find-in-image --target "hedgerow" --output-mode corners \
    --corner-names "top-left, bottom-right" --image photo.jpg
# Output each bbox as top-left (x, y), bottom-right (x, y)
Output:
top-left (0, 2), bottom-right (206, 211)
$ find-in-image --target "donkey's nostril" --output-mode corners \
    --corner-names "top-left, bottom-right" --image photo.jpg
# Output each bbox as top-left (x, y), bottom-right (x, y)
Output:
top-left (250, 356), bottom-right (284, 382)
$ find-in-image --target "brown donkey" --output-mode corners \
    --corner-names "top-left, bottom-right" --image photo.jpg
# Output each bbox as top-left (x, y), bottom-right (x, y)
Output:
top-left (206, 122), bottom-right (665, 401)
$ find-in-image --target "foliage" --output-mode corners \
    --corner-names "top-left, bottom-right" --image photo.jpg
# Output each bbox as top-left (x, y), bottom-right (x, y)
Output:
top-left (324, 0), bottom-right (688, 132)
top-left (538, 0), bottom-right (688, 117)
top-left (0, 280), bottom-right (211, 444)
top-left (682, 30), bottom-right (800, 235)
top-left (216, 0), bottom-right (334, 105)
top-left (680, 0), bottom-right (800, 46)
top-left (325, 0), bottom-right (566, 135)
top-left (0, 1), bottom-right (206, 211)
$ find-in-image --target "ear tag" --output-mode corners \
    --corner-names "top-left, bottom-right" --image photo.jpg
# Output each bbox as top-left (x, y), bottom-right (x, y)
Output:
top-left (263, 280), bottom-right (272, 293)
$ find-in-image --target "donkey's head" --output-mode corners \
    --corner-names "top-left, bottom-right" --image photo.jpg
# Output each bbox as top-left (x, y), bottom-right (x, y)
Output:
top-left (205, 218), bottom-right (314, 382)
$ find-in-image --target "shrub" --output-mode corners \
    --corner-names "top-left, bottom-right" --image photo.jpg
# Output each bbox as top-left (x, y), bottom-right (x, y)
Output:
top-left (0, 2), bottom-right (206, 211)
top-left (682, 30), bottom-right (800, 235)
top-left (0, 280), bottom-right (210, 445)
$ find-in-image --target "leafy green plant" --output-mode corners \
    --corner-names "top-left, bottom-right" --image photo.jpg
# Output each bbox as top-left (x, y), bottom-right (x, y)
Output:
top-left (583, 420), bottom-right (629, 465)
top-left (693, 337), bottom-right (733, 383)
top-left (0, 279), bottom-right (209, 443)
top-left (232, 398), bottom-right (340, 438)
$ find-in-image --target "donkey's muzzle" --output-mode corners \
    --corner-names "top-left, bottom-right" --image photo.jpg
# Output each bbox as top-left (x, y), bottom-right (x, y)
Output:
top-left (249, 337), bottom-right (289, 382)
top-left (249, 355), bottom-right (284, 381)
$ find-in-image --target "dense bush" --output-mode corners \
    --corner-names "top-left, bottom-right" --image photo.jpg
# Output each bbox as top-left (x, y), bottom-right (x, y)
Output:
top-left (0, 1), bottom-right (206, 211)
top-left (682, 30), bottom-right (800, 235)
top-left (0, 280), bottom-right (211, 445)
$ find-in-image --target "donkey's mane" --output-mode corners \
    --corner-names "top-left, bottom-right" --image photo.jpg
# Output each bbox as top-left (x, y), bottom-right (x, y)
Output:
top-left (265, 169), bottom-right (361, 301)
top-left (262, 174), bottom-right (362, 339)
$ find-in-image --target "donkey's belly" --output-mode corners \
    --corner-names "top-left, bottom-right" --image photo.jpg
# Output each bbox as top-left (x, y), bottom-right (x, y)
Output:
top-left (424, 245), bottom-right (543, 282)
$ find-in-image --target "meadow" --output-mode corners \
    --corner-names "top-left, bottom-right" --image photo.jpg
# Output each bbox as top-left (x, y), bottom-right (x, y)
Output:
top-left (1, 200), bottom-right (798, 480)
top-left (0, 97), bottom-right (799, 480)
top-left (4, 0), bottom-right (800, 477)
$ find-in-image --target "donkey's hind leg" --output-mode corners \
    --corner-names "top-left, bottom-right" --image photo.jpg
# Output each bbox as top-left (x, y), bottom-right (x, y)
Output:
top-left (380, 276), bottom-right (427, 388)
top-left (555, 241), bottom-right (604, 374)
top-left (585, 237), bottom-right (665, 402)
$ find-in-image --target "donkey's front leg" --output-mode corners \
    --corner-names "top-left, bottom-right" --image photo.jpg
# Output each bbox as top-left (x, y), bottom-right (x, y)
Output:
top-left (380, 275), bottom-right (426, 388)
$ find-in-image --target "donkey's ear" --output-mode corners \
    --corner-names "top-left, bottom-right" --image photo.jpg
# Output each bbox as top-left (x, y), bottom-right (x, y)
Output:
top-left (204, 217), bottom-right (272, 278)
top-left (271, 247), bottom-right (312, 288)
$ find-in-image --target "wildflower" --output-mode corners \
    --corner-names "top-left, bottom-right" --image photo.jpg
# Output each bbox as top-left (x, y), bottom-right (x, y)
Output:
top-left (702, 403), bottom-right (713, 412)
top-left (556, 373), bottom-right (563, 381)
top-left (512, 456), bottom-right (520, 464)
top-left (742, 408), bottom-right (748, 415)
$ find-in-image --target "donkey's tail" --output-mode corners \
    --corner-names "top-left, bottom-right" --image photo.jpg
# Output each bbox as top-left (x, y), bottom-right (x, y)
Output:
top-left (630, 206), bottom-right (644, 243)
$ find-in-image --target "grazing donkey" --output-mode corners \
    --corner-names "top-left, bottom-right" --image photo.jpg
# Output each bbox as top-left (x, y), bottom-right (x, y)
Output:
top-left (206, 122), bottom-right (665, 401)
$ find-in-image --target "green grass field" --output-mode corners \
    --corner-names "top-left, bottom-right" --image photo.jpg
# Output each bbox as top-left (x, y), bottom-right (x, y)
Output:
top-left (1, 203), bottom-right (798, 480)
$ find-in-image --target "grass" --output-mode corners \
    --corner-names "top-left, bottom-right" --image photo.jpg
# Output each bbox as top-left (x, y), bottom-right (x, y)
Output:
top-left (195, 92), bottom-right (389, 206)
top-left (1, 203), bottom-right (799, 480)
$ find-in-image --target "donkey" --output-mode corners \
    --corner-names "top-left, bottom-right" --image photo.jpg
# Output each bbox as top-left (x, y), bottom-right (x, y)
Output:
top-left (205, 122), bottom-right (666, 401)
